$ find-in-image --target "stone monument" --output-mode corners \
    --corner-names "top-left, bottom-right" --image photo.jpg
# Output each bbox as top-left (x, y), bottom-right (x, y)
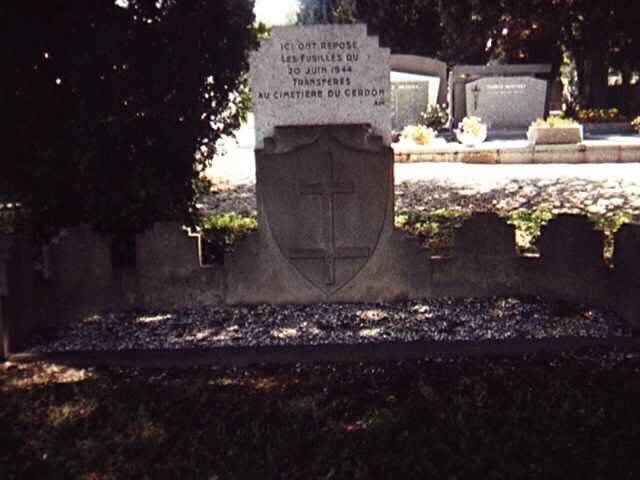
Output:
top-left (227, 24), bottom-right (419, 303)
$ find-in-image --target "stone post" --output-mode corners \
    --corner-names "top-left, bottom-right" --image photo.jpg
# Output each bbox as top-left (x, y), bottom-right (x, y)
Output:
top-left (613, 223), bottom-right (640, 329)
top-left (0, 234), bottom-right (13, 360)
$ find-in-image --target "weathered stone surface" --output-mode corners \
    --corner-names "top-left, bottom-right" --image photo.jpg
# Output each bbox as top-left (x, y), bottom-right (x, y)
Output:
top-left (532, 214), bottom-right (610, 305)
top-left (454, 213), bottom-right (516, 259)
top-left (449, 213), bottom-right (517, 293)
top-left (537, 215), bottom-right (604, 270)
top-left (136, 223), bottom-right (223, 308)
top-left (48, 225), bottom-right (112, 301)
top-left (465, 76), bottom-right (547, 129)
top-left (44, 223), bottom-right (223, 319)
top-left (250, 24), bottom-right (391, 148)
top-left (3, 231), bottom-right (41, 354)
top-left (614, 223), bottom-right (640, 275)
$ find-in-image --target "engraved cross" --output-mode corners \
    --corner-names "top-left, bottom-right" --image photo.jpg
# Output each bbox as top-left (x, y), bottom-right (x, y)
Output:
top-left (289, 152), bottom-right (370, 285)
top-left (472, 84), bottom-right (481, 110)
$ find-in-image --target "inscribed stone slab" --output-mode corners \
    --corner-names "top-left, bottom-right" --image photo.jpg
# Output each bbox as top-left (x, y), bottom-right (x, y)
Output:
top-left (390, 72), bottom-right (436, 131)
top-left (250, 24), bottom-right (391, 148)
top-left (465, 76), bottom-right (547, 128)
top-left (390, 55), bottom-right (448, 105)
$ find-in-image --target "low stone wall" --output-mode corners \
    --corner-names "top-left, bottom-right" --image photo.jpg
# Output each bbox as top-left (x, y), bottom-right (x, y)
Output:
top-left (0, 223), bottom-right (224, 354)
top-left (394, 142), bottom-right (640, 164)
top-left (1, 215), bottom-right (639, 353)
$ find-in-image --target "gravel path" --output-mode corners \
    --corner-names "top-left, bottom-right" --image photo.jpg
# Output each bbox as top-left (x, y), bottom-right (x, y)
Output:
top-left (29, 161), bottom-right (640, 353)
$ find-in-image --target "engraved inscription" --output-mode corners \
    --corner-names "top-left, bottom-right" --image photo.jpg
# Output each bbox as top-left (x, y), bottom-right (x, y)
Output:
top-left (255, 35), bottom-right (385, 104)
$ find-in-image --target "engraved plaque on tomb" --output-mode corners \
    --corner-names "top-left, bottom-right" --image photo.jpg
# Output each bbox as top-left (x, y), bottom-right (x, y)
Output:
top-left (250, 24), bottom-right (392, 148)
top-left (465, 76), bottom-right (547, 128)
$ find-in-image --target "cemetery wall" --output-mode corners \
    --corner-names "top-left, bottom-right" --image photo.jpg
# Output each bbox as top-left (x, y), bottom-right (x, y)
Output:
top-left (1, 215), bottom-right (638, 354)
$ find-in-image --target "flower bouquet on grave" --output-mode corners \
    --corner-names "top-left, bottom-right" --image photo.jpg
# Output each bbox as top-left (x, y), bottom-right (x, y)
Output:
top-left (455, 116), bottom-right (487, 147)
top-left (398, 124), bottom-right (437, 147)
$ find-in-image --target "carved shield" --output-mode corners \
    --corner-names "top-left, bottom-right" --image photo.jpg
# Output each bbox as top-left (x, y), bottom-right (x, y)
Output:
top-left (258, 131), bottom-right (391, 294)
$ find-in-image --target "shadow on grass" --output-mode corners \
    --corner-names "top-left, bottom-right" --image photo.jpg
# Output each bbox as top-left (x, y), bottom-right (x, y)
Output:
top-left (2, 354), bottom-right (640, 479)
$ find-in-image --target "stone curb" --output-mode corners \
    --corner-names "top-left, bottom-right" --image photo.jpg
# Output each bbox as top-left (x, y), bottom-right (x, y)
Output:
top-left (394, 140), bottom-right (640, 164)
top-left (8, 336), bottom-right (640, 369)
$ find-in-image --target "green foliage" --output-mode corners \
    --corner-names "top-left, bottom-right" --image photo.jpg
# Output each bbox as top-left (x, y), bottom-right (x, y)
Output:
top-left (589, 211), bottom-right (635, 260)
top-left (395, 208), bottom-right (635, 260)
top-left (395, 209), bottom-right (471, 252)
top-left (199, 212), bottom-right (258, 264)
top-left (502, 209), bottom-right (555, 254)
top-left (420, 104), bottom-right (449, 130)
top-left (2, 1), bottom-right (259, 240)
top-left (577, 108), bottom-right (627, 123)
top-left (342, 0), bottom-right (443, 57)
top-left (297, 0), bottom-right (340, 24)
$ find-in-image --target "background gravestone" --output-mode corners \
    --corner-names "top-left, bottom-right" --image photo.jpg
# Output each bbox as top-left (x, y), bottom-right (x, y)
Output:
top-left (465, 76), bottom-right (547, 128)
top-left (449, 64), bottom-right (552, 128)
top-left (390, 54), bottom-right (447, 106)
top-left (390, 72), bottom-right (430, 131)
top-left (250, 24), bottom-right (391, 148)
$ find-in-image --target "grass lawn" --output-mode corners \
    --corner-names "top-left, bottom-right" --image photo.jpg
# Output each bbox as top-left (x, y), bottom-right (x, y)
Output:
top-left (3, 349), bottom-right (640, 479)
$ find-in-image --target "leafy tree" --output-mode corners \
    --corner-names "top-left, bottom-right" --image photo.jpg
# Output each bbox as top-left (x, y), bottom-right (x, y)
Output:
top-left (561, 0), bottom-right (640, 111)
top-left (488, 0), bottom-right (564, 69)
top-left (297, 0), bottom-right (339, 24)
top-left (346, 0), bottom-right (442, 57)
top-left (333, 0), bottom-right (638, 111)
top-left (560, 1), bottom-right (614, 109)
top-left (2, 0), bottom-right (258, 240)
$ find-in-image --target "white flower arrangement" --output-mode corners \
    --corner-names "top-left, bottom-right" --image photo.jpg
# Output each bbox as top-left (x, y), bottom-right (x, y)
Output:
top-left (400, 125), bottom-right (437, 145)
top-left (455, 116), bottom-right (487, 146)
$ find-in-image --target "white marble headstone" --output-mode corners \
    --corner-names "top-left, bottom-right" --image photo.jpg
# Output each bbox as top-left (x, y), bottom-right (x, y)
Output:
top-left (250, 24), bottom-right (391, 148)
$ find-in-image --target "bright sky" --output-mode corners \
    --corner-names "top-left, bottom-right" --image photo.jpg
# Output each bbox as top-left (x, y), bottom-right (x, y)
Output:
top-left (254, 0), bottom-right (299, 25)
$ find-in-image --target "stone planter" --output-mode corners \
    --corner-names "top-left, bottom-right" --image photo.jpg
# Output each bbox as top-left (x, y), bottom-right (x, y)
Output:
top-left (527, 125), bottom-right (583, 145)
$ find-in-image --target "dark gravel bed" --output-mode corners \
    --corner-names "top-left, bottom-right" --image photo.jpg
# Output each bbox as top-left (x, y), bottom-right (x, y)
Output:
top-left (29, 297), bottom-right (630, 353)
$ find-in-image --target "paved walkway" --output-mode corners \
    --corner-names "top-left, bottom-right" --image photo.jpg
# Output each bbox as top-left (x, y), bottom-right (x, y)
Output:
top-left (206, 142), bottom-right (640, 187)
top-left (205, 116), bottom-right (640, 187)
